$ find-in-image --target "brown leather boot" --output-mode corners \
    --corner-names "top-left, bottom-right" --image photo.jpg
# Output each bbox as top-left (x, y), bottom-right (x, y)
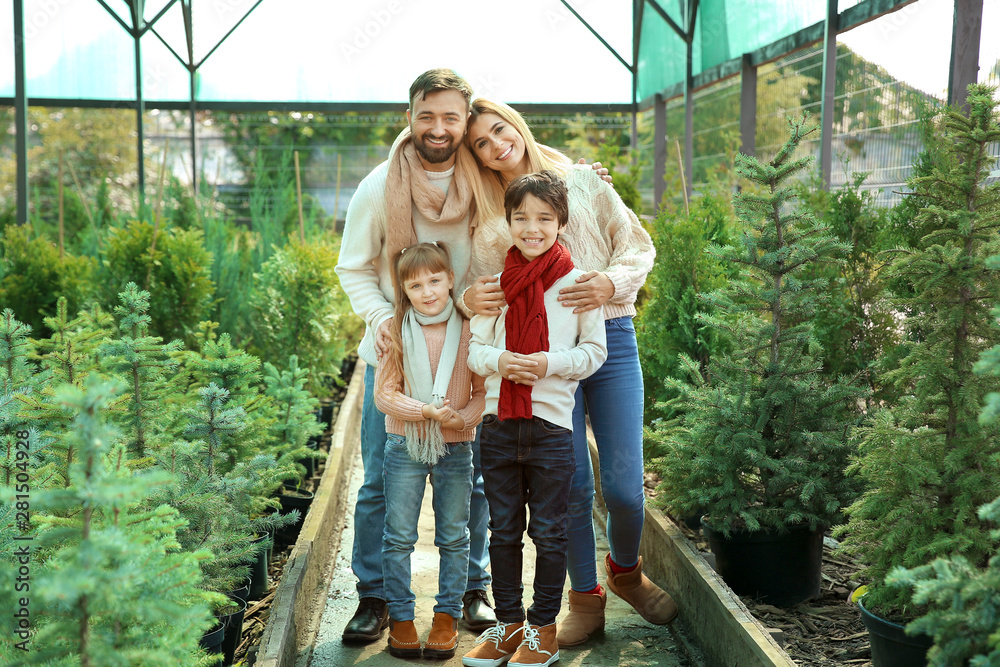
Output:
top-left (387, 618), bottom-right (422, 659)
top-left (604, 554), bottom-right (678, 625)
top-left (556, 587), bottom-right (606, 647)
top-left (423, 612), bottom-right (459, 659)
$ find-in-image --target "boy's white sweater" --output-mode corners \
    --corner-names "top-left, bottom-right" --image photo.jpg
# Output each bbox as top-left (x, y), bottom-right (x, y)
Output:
top-left (468, 267), bottom-right (608, 432)
top-left (334, 161), bottom-right (475, 367)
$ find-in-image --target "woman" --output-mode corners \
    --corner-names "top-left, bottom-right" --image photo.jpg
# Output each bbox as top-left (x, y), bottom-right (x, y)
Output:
top-left (462, 99), bottom-right (677, 648)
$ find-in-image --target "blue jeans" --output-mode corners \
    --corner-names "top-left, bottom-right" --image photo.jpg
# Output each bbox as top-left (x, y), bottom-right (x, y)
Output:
top-left (566, 317), bottom-right (647, 591)
top-left (352, 364), bottom-right (491, 599)
top-left (383, 434), bottom-right (473, 620)
top-left (480, 415), bottom-right (575, 627)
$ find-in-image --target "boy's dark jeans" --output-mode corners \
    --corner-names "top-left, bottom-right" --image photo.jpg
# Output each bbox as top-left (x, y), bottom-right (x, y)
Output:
top-left (479, 414), bottom-right (576, 627)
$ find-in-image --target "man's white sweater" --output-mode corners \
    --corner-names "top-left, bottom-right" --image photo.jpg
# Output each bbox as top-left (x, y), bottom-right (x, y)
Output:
top-left (335, 161), bottom-right (474, 366)
top-left (468, 267), bottom-right (608, 432)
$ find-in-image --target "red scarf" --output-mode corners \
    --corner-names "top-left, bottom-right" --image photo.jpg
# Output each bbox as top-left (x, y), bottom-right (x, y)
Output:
top-left (499, 242), bottom-right (574, 420)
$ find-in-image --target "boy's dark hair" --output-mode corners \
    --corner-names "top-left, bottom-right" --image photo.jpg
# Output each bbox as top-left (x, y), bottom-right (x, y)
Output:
top-left (504, 170), bottom-right (569, 228)
top-left (409, 69), bottom-right (473, 110)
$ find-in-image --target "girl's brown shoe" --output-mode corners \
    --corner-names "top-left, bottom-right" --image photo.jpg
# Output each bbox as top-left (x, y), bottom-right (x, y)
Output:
top-left (387, 618), bottom-right (422, 659)
top-left (423, 612), bottom-right (459, 660)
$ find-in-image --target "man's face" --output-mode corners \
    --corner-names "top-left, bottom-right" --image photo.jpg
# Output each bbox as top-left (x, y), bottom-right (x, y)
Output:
top-left (407, 89), bottom-right (469, 170)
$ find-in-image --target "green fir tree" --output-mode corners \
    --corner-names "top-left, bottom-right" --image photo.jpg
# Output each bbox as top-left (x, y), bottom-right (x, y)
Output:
top-left (650, 118), bottom-right (866, 534)
top-left (100, 283), bottom-right (183, 457)
top-left (262, 355), bottom-right (323, 480)
top-left (839, 84), bottom-right (1000, 619)
top-left (16, 375), bottom-right (215, 666)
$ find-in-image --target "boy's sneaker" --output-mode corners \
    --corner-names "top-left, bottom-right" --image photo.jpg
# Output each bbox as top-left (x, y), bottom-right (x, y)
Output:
top-left (462, 620), bottom-right (525, 667)
top-left (509, 623), bottom-right (559, 667)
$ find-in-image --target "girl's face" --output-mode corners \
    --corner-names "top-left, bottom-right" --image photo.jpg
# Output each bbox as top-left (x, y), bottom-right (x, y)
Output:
top-left (467, 112), bottom-right (528, 178)
top-left (402, 268), bottom-right (454, 317)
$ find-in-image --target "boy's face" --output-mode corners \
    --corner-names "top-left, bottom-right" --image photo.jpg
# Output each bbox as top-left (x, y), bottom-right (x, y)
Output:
top-left (509, 193), bottom-right (562, 261)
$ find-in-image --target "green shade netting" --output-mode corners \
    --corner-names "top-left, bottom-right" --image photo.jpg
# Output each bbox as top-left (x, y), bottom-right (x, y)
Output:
top-left (638, 0), bottom-right (827, 100)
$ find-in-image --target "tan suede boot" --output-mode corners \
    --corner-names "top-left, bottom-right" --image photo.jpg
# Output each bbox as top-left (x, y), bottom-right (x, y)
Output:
top-left (387, 618), bottom-right (422, 659)
top-left (423, 612), bottom-right (459, 660)
top-left (605, 554), bottom-right (679, 625)
top-left (556, 588), bottom-right (606, 647)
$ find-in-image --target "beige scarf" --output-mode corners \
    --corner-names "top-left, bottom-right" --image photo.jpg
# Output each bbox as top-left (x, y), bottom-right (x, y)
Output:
top-left (385, 127), bottom-right (477, 260)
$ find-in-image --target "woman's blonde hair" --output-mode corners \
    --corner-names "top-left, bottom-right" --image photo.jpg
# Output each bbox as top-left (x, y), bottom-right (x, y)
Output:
top-left (465, 99), bottom-right (572, 223)
top-left (386, 242), bottom-right (455, 386)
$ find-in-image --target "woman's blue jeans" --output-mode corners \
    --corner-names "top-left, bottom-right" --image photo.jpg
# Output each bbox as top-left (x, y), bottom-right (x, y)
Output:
top-left (383, 434), bottom-right (473, 620)
top-left (480, 415), bottom-right (576, 627)
top-left (351, 364), bottom-right (491, 600)
top-left (566, 316), bottom-right (647, 591)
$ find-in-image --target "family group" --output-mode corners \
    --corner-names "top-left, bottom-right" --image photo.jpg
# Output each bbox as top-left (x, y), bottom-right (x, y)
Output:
top-left (334, 68), bottom-right (677, 667)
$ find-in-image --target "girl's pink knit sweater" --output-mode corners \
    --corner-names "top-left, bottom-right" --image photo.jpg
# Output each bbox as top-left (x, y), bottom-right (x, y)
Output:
top-left (374, 319), bottom-right (486, 443)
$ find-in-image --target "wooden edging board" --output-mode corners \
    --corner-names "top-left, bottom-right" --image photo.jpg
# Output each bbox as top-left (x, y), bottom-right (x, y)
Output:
top-left (256, 359), bottom-right (366, 667)
top-left (588, 433), bottom-right (797, 667)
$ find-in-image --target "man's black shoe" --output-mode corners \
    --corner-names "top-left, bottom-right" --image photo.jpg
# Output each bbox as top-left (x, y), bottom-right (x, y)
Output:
top-left (461, 589), bottom-right (496, 631)
top-left (342, 597), bottom-right (389, 644)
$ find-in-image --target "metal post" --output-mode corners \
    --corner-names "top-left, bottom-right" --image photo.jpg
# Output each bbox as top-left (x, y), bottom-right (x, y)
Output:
top-left (13, 0), bottom-right (29, 225)
top-left (948, 0), bottom-right (983, 109)
top-left (684, 37), bottom-right (694, 200)
top-left (190, 70), bottom-right (198, 197)
top-left (740, 54), bottom-right (757, 157)
top-left (819, 0), bottom-right (838, 189)
top-left (654, 94), bottom-right (666, 211)
top-left (133, 19), bottom-right (146, 207)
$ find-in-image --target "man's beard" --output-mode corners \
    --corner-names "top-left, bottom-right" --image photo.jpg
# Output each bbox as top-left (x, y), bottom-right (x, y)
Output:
top-left (412, 132), bottom-right (460, 164)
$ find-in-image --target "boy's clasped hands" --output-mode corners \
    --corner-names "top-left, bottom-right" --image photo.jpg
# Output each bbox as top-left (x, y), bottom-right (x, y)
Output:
top-left (498, 351), bottom-right (547, 386)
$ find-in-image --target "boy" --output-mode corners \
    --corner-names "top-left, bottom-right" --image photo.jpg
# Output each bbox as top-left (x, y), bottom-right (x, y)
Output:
top-left (463, 171), bottom-right (607, 667)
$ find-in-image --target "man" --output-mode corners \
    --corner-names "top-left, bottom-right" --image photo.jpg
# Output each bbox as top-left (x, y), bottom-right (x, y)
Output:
top-left (335, 68), bottom-right (496, 643)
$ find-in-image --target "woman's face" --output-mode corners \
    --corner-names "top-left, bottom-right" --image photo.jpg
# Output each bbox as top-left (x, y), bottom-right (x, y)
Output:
top-left (467, 112), bottom-right (528, 178)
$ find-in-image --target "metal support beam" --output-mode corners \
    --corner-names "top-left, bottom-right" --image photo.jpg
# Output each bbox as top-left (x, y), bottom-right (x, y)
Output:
top-left (948, 0), bottom-right (983, 109)
top-left (13, 0), bottom-right (28, 225)
top-left (819, 0), bottom-right (838, 189)
top-left (654, 94), bottom-right (666, 210)
top-left (683, 36), bottom-right (694, 200)
top-left (739, 54), bottom-right (757, 157)
top-left (130, 2), bottom-right (146, 208)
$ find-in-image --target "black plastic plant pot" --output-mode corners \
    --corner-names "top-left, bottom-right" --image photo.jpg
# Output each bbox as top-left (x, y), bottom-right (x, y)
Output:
top-left (702, 522), bottom-right (823, 607)
top-left (199, 620), bottom-right (225, 655)
top-left (858, 597), bottom-right (933, 667)
top-left (220, 595), bottom-right (248, 666)
top-left (248, 533), bottom-right (270, 600)
top-left (276, 486), bottom-right (314, 542)
top-left (229, 576), bottom-right (251, 603)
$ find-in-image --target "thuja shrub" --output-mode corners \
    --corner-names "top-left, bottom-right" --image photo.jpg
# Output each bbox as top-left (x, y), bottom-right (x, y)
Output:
top-left (99, 220), bottom-right (215, 348)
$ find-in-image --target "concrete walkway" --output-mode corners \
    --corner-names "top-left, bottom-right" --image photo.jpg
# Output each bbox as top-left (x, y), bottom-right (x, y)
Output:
top-left (306, 444), bottom-right (698, 667)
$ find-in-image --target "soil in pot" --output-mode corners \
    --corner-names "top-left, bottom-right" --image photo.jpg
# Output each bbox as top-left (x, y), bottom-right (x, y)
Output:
top-left (702, 522), bottom-right (823, 607)
top-left (858, 597), bottom-right (933, 667)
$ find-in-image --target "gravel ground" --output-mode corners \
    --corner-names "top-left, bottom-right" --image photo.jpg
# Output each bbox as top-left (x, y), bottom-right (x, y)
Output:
top-left (305, 448), bottom-right (699, 667)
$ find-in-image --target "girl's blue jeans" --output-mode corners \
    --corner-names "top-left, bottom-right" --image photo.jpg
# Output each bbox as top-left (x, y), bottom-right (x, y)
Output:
top-left (382, 434), bottom-right (474, 620)
top-left (352, 364), bottom-right (491, 601)
top-left (567, 316), bottom-right (647, 591)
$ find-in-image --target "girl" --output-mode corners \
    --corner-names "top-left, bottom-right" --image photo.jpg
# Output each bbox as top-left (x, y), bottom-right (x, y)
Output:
top-left (463, 100), bottom-right (676, 648)
top-left (375, 241), bottom-right (486, 660)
